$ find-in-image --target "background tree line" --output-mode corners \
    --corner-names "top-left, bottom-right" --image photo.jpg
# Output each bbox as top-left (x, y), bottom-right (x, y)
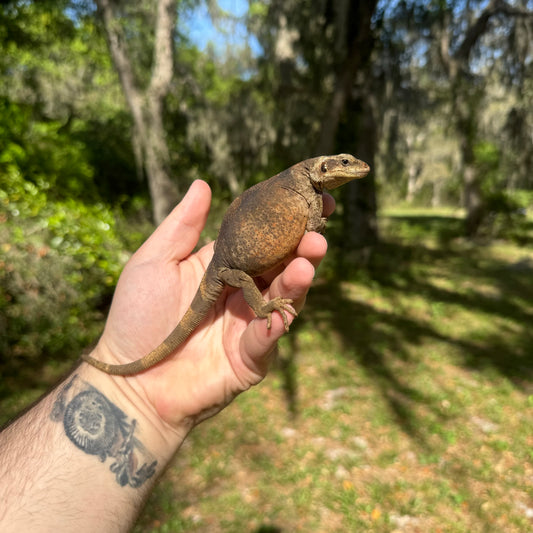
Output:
top-left (1, 0), bottom-right (532, 367)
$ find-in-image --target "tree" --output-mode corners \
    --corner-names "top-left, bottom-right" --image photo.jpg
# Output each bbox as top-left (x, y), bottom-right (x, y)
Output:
top-left (317, 0), bottom-right (380, 253)
top-left (431, 0), bottom-right (533, 236)
top-left (95, 0), bottom-right (180, 224)
top-left (249, 0), bottom-right (380, 254)
top-left (0, 0), bottom-right (137, 204)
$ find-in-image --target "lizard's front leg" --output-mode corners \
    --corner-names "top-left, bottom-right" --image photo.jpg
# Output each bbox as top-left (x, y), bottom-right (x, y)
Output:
top-left (306, 193), bottom-right (327, 233)
top-left (219, 268), bottom-right (296, 331)
top-left (307, 216), bottom-right (328, 234)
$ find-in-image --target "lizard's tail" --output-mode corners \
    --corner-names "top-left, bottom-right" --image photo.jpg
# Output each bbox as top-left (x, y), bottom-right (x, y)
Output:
top-left (82, 264), bottom-right (224, 375)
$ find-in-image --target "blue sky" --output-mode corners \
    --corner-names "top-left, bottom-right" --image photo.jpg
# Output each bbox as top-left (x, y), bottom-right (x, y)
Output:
top-left (182, 0), bottom-right (260, 55)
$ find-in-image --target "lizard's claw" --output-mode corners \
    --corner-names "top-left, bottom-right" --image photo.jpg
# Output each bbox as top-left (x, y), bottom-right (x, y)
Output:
top-left (262, 297), bottom-right (297, 332)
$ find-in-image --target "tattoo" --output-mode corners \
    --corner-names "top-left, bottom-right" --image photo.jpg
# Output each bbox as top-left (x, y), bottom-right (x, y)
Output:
top-left (51, 375), bottom-right (157, 488)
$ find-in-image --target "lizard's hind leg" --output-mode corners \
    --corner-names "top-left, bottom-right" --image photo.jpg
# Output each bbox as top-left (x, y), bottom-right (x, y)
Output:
top-left (218, 268), bottom-right (296, 331)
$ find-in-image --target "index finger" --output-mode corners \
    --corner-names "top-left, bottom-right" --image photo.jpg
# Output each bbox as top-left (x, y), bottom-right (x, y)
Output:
top-left (238, 256), bottom-right (317, 377)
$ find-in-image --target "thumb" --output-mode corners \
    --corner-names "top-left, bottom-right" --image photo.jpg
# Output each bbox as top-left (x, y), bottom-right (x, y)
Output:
top-left (136, 180), bottom-right (212, 262)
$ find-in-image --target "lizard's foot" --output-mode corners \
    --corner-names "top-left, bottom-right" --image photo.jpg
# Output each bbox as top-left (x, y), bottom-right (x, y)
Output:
top-left (307, 216), bottom-right (328, 234)
top-left (218, 268), bottom-right (297, 332)
top-left (260, 297), bottom-right (297, 332)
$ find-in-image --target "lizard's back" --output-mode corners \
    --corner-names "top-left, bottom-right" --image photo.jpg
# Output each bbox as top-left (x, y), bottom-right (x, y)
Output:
top-left (214, 167), bottom-right (316, 277)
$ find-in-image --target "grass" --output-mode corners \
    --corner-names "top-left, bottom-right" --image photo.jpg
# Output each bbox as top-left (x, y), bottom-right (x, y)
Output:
top-left (3, 208), bottom-right (533, 531)
top-left (132, 209), bottom-right (533, 532)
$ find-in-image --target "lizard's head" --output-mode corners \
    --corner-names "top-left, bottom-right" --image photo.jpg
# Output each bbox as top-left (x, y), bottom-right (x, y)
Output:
top-left (309, 154), bottom-right (370, 190)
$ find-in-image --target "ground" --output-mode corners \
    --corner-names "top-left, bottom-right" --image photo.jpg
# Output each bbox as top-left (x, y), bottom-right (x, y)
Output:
top-left (2, 209), bottom-right (532, 532)
top-left (134, 209), bottom-right (533, 532)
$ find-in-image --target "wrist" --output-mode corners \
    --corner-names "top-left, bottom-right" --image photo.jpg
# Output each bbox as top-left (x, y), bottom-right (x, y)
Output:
top-left (0, 364), bottom-right (183, 531)
top-left (74, 358), bottom-right (191, 470)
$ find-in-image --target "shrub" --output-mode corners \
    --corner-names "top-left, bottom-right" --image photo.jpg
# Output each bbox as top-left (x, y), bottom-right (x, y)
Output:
top-left (0, 147), bottom-right (127, 367)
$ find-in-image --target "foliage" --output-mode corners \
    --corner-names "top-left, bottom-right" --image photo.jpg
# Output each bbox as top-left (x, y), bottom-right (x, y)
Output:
top-left (482, 190), bottom-right (531, 244)
top-left (468, 140), bottom-right (531, 242)
top-left (0, 108), bottom-right (128, 365)
top-left (1, 1), bottom-right (532, 527)
top-left (373, 0), bottom-right (533, 227)
top-left (168, 43), bottom-right (277, 197)
top-left (0, 99), bottom-right (97, 199)
top-left (0, 1), bottom-right (141, 205)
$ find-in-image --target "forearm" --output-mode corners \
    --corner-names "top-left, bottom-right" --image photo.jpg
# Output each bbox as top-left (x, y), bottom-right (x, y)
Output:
top-left (0, 364), bottom-right (187, 532)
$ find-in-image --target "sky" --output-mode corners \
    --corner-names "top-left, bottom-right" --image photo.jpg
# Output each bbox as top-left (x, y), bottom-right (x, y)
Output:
top-left (182, 0), bottom-right (261, 55)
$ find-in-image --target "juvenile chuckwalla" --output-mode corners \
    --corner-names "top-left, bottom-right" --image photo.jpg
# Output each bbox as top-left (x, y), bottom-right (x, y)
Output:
top-left (83, 154), bottom-right (370, 375)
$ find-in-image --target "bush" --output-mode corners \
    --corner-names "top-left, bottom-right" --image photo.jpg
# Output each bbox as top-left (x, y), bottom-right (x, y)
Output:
top-left (482, 189), bottom-right (532, 244)
top-left (473, 141), bottom-right (532, 244)
top-left (0, 155), bottom-right (128, 367)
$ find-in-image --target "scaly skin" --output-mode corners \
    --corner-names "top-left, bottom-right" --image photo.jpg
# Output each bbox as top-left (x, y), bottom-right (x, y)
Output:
top-left (82, 154), bottom-right (370, 375)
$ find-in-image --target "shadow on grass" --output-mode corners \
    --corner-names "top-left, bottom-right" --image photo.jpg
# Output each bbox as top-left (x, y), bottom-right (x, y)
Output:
top-left (254, 525), bottom-right (282, 533)
top-left (380, 213), bottom-right (466, 245)
top-left (381, 212), bottom-right (533, 247)
top-left (282, 215), bottom-right (533, 446)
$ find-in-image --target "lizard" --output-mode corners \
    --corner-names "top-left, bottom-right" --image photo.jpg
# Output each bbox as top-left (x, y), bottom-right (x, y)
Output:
top-left (82, 154), bottom-right (370, 375)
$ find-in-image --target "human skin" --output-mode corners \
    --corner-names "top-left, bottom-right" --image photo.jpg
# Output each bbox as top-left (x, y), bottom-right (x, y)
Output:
top-left (0, 179), bottom-right (333, 532)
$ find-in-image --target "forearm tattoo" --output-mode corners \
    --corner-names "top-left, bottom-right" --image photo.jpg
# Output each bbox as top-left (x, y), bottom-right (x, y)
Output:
top-left (50, 375), bottom-right (157, 488)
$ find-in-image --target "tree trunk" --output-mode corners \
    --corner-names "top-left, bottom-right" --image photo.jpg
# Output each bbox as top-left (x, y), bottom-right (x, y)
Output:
top-left (96, 0), bottom-right (180, 224)
top-left (314, 0), bottom-right (379, 256)
top-left (436, 0), bottom-right (530, 237)
top-left (407, 162), bottom-right (422, 203)
top-left (314, 0), bottom-right (377, 156)
top-left (144, 86), bottom-right (178, 223)
top-left (342, 98), bottom-right (379, 256)
top-left (460, 134), bottom-right (484, 236)
top-left (453, 81), bottom-right (484, 236)
top-left (432, 179), bottom-right (443, 208)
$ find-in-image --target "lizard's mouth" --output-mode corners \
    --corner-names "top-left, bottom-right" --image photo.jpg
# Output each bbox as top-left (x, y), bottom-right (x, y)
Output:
top-left (356, 162), bottom-right (371, 176)
top-left (323, 166), bottom-right (370, 189)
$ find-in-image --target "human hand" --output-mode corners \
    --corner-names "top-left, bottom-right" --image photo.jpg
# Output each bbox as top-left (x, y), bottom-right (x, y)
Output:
top-left (88, 180), bottom-right (332, 437)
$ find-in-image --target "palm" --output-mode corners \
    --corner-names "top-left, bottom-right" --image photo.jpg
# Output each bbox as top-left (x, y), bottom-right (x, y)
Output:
top-left (93, 180), bottom-right (329, 430)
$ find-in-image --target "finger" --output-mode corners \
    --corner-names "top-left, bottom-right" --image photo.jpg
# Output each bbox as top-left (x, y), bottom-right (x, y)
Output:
top-left (296, 231), bottom-right (328, 269)
top-left (135, 180), bottom-right (212, 262)
top-left (238, 312), bottom-right (285, 380)
top-left (323, 193), bottom-right (336, 217)
top-left (238, 257), bottom-right (316, 379)
top-left (269, 256), bottom-right (316, 312)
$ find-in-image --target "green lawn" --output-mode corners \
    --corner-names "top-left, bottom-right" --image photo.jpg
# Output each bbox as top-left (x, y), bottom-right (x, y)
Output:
top-left (3, 209), bottom-right (533, 532)
top-left (133, 209), bottom-right (532, 532)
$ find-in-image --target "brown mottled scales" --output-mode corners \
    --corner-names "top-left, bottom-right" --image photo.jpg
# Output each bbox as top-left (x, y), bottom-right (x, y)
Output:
top-left (82, 154), bottom-right (370, 375)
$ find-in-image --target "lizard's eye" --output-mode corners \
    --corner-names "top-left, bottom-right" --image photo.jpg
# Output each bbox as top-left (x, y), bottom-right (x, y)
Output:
top-left (342, 159), bottom-right (349, 166)
top-left (321, 162), bottom-right (328, 172)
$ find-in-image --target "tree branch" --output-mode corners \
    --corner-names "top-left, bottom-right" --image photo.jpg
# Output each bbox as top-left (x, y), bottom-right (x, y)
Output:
top-left (456, 0), bottom-right (499, 62)
top-left (314, 0), bottom-right (377, 154)
top-left (95, 0), bottom-right (144, 124)
top-left (95, 0), bottom-right (180, 222)
top-left (149, 0), bottom-right (177, 101)
top-left (438, 8), bottom-right (453, 76)
top-left (456, 0), bottom-right (532, 63)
